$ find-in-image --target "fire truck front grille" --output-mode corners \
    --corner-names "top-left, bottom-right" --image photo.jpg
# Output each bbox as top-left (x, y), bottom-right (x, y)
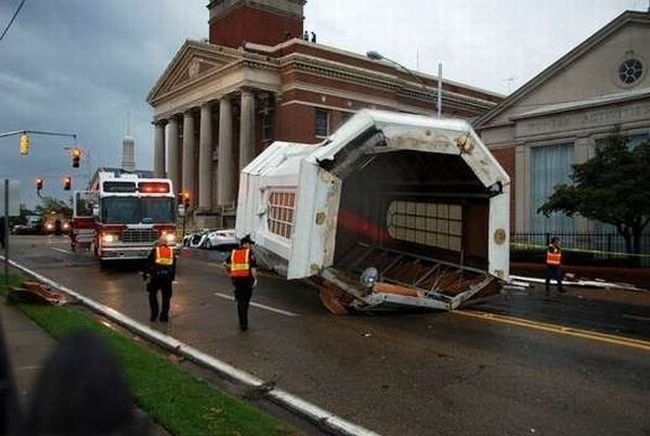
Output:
top-left (121, 229), bottom-right (157, 244)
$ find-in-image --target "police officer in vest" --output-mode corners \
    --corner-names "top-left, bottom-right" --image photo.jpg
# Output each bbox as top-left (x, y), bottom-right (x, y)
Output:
top-left (545, 236), bottom-right (565, 296)
top-left (225, 235), bottom-right (257, 331)
top-left (143, 235), bottom-right (176, 322)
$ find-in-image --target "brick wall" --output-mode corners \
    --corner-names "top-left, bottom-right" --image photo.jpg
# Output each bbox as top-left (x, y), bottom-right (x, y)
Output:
top-left (210, 5), bottom-right (303, 48)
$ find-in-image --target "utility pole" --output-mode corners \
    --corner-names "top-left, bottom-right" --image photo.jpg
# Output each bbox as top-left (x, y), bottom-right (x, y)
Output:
top-left (437, 62), bottom-right (443, 119)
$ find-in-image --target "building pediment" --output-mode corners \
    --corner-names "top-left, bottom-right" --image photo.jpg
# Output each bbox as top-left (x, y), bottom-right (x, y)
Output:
top-left (147, 40), bottom-right (242, 104)
top-left (476, 10), bottom-right (650, 128)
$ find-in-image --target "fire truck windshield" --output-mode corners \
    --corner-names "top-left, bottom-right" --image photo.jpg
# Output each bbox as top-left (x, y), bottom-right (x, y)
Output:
top-left (102, 197), bottom-right (175, 224)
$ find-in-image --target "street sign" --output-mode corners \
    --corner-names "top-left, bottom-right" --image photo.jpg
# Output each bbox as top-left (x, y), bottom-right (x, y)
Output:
top-left (0, 180), bottom-right (20, 216)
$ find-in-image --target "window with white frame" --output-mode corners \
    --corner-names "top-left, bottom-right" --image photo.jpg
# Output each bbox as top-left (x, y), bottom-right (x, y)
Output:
top-left (267, 191), bottom-right (296, 239)
top-left (315, 109), bottom-right (330, 137)
top-left (618, 58), bottom-right (644, 87)
top-left (387, 201), bottom-right (462, 251)
top-left (530, 143), bottom-right (575, 234)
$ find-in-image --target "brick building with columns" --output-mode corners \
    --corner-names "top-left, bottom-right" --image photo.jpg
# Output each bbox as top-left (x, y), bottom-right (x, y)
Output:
top-left (147, 0), bottom-right (503, 228)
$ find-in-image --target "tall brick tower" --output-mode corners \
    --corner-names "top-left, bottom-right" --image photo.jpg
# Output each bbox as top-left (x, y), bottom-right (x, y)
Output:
top-left (207, 0), bottom-right (306, 48)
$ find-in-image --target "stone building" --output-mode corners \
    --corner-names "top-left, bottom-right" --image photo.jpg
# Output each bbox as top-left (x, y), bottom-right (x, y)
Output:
top-left (476, 10), bottom-right (650, 236)
top-left (147, 0), bottom-right (503, 228)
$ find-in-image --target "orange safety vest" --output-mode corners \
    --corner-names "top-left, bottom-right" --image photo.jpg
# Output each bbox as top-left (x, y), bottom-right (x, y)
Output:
top-left (546, 245), bottom-right (561, 266)
top-left (155, 246), bottom-right (174, 266)
top-left (230, 248), bottom-right (251, 278)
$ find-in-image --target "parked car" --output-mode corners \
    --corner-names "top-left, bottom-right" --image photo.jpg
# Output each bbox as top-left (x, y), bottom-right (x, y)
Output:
top-left (203, 229), bottom-right (239, 251)
top-left (182, 229), bottom-right (211, 249)
top-left (14, 216), bottom-right (44, 234)
top-left (189, 232), bottom-right (209, 248)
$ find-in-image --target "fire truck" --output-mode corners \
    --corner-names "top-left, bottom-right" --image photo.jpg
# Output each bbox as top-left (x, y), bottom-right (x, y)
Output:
top-left (72, 170), bottom-right (177, 264)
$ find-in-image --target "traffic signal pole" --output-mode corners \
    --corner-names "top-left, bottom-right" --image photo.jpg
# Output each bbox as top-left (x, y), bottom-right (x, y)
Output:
top-left (3, 180), bottom-right (8, 285)
top-left (0, 129), bottom-right (77, 140)
top-left (0, 129), bottom-right (78, 155)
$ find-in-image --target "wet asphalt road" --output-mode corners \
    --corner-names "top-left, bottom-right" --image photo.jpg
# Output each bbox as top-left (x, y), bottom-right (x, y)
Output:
top-left (7, 235), bottom-right (650, 436)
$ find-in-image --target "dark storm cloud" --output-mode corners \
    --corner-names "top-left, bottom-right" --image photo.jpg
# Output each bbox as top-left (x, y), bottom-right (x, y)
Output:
top-left (0, 0), bottom-right (643, 208)
top-left (0, 0), bottom-right (205, 207)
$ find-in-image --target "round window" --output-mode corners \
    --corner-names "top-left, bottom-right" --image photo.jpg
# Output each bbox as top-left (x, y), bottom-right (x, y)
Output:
top-left (618, 58), bottom-right (644, 86)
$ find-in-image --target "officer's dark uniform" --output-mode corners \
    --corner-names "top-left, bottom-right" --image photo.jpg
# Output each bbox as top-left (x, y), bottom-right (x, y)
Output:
top-left (545, 238), bottom-right (564, 296)
top-left (143, 242), bottom-right (176, 322)
top-left (226, 236), bottom-right (257, 331)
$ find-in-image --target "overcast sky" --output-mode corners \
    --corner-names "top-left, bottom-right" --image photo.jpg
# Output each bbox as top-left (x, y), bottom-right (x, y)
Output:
top-left (0, 0), bottom-right (644, 208)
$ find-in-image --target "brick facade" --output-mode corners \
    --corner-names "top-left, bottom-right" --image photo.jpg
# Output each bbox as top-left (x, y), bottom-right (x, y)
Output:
top-left (209, 5), bottom-right (303, 48)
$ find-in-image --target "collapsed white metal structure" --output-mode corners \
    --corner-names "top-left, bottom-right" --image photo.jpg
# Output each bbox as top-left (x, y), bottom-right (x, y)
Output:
top-left (237, 110), bottom-right (510, 311)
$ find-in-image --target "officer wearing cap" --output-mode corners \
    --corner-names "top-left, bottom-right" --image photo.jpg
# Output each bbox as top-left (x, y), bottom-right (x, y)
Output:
top-left (225, 234), bottom-right (257, 331)
top-left (143, 235), bottom-right (176, 322)
top-left (545, 236), bottom-right (565, 297)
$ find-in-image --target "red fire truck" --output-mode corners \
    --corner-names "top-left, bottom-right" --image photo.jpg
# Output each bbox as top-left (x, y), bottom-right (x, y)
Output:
top-left (72, 170), bottom-right (177, 265)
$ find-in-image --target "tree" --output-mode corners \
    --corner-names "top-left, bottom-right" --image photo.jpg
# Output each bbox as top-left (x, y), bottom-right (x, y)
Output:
top-left (34, 196), bottom-right (73, 218)
top-left (538, 128), bottom-right (650, 255)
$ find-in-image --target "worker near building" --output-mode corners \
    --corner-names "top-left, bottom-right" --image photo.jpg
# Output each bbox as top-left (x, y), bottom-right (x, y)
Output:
top-left (225, 235), bottom-right (257, 331)
top-left (143, 236), bottom-right (176, 322)
top-left (545, 236), bottom-right (565, 296)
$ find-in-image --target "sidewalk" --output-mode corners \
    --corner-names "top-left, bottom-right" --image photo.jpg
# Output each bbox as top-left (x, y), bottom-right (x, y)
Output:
top-left (1, 298), bottom-right (56, 409)
top-left (512, 262), bottom-right (650, 288)
top-left (0, 298), bottom-right (168, 435)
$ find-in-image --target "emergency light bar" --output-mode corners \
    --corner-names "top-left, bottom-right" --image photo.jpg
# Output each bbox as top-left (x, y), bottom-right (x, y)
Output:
top-left (138, 182), bottom-right (170, 193)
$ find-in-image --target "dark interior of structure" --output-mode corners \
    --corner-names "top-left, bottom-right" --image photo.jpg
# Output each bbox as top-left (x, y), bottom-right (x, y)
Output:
top-left (332, 149), bottom-right (493, 294)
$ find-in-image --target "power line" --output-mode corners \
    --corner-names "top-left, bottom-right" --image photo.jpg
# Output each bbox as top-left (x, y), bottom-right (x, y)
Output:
top-left (0, 0), bottom-right (27, 42)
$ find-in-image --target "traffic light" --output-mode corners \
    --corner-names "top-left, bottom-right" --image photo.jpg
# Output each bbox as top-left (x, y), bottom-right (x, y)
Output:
top-left (63, 176), bottom-right (72, 191)
top-left (20, 134), bottom-right (30, 155)
top-left (71, 148), bottom-right (81, 168)
top-left (35, 178), bottom-right (43, 191)
top-left (182, 192), bottom-right (190, 208)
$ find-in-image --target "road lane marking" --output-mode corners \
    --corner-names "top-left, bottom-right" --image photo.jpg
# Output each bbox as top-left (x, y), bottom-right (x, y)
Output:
top-left (213, 292), bottom-right (299, 317)
top-left (456, 309), bottom-right (650, 352)
top-left (1, 255), bottom-right (377, 436)
top-left (51, 247), bottom-right (72, 255)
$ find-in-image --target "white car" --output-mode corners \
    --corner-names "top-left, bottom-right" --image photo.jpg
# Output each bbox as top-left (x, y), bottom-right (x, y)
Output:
top-left (203, 229), bottom-right (239, 251)
top-left (188, 232), bottom-right (209, 248)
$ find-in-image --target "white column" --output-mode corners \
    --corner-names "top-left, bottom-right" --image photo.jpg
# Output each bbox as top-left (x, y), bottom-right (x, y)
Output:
top-left (167, 117), bottom-right (180, 195)
top-left (199, 103), bottom-right (213, 211)
top-left (153, 121), bottom-right (166, 178)
top-left (239, 89), bottom-right (256, 171)
top-left (217, 96), bottom-right (234, 206)
top-left (182, 110), bottom-right (196, 203)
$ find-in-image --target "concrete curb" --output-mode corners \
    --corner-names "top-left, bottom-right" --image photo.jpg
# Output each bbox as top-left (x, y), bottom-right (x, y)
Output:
top-left (1, 255), bottom-right (381, 436)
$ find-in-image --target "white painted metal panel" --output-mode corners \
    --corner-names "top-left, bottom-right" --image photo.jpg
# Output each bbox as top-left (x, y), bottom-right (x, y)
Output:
top-left (287, 161), bottom-right (342, 279)
top-left (236, 109), bottom-right (510, 283)
top-left (488, 187), bottom-right (510, 281)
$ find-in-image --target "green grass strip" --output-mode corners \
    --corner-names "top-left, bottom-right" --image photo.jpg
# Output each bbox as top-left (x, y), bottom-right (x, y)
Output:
top-left (1, 274), bottom-right (299, 436)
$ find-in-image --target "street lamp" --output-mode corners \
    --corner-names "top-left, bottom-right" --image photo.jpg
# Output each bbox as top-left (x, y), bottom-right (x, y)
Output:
top-left (366, 50), bottom-right (442, 118)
